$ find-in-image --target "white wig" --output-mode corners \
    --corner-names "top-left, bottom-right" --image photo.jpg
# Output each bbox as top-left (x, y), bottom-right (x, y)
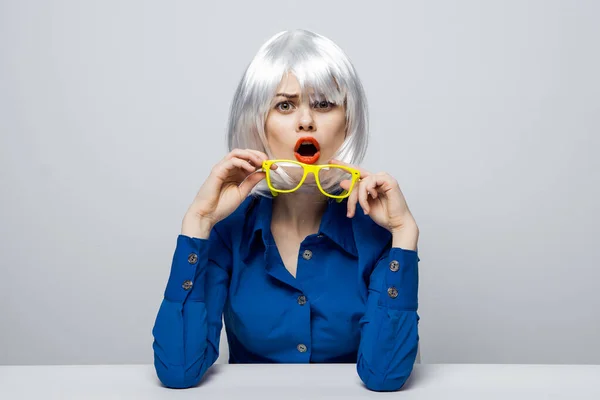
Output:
top-left (226, 29), bottom-right (369, 198)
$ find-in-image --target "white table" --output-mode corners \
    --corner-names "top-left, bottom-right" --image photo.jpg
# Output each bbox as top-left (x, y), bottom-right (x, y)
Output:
top-left (1, 364), bottom-right (599, 399)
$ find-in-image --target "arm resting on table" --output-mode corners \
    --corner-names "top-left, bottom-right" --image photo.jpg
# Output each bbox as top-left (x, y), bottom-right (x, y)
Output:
top-left (356, 246), bottom-right (420, 391)
top-left (152, 231), bottom-right (231, 388)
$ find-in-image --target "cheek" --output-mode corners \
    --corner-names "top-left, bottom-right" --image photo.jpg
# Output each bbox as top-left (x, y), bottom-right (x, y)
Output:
top-left (265, 117), bottom-right (282, 142)
top-left (321, 113), bottom-right (347, 141)
top-left (266, 115), bottom-right (290, 136)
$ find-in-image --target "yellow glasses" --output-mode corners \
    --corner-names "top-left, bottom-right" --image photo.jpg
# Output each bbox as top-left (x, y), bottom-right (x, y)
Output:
top-left (261, 159), bottom-right (361, 203)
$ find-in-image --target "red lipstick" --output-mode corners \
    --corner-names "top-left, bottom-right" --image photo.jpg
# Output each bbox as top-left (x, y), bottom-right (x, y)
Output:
top-left (294, 137), bottom-right (321, 164)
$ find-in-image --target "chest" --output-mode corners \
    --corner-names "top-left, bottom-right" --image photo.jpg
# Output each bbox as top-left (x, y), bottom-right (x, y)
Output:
top-left (226, 238), bottom-right (365, 361)
top-left (271, 232), bottom-right (302, 278)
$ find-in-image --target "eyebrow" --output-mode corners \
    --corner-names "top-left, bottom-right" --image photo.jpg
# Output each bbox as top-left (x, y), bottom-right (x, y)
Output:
top-left (275, 93), bottom-right (299, 98)
top-left (274, 92), bottom-right (329, 99)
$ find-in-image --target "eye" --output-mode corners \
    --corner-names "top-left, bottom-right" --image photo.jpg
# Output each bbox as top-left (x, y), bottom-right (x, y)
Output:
top-left (276, 101), bottom-right (295, 112)
top-left (313, 100), bottom-right (335, 110)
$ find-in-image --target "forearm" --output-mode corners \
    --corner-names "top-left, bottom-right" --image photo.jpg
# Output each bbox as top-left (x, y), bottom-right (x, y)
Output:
top-left (152, 234), bottom-right (229, 389)
top-left (357, 244), bottom-right (420, 391)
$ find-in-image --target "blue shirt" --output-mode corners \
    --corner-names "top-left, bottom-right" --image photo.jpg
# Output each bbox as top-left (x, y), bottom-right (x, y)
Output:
top-left (152, 195), bottom-right (420, 391)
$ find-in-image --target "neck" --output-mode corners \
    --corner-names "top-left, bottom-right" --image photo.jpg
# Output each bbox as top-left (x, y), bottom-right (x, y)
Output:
top-left (271, 190), bottom-right (328, 238)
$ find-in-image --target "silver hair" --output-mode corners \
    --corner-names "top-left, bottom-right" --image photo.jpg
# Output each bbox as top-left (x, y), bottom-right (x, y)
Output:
top-left (226, 29), bottom-right (369, 197)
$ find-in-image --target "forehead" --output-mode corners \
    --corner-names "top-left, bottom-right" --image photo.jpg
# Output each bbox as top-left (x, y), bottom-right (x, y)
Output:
top-left (274, 72), bottom-right (337, 97)
top-left (275, 73), bottom-right (302, 93)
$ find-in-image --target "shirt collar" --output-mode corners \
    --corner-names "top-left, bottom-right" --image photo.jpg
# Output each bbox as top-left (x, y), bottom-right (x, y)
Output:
top-left (318, 197), bottom-right (358, 257)
top-left (241, 195), bottom-right (358, 262)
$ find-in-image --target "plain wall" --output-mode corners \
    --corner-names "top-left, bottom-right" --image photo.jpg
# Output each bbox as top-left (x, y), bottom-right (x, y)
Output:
top-left (1, 0), bottom-right (599, 366)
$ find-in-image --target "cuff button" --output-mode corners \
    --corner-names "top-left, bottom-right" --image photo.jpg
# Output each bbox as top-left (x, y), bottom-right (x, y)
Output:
top-left (182, 280), bottom-right (193, 290)
top-left (387, 286), bottom-right (398, 298)
top-left (389, 260), bottom-right (399, 272)
top-left (188, 253), bottom-right (198, 264)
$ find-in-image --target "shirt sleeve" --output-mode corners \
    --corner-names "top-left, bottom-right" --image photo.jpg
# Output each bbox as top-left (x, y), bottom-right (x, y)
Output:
top-left (356, 246), bottom-right (420, 391)
top-left (151, 229), bottom-right (231, 389)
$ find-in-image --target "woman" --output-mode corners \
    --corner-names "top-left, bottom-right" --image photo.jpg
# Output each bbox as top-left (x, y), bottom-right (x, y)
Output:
top-left (152, 29), bottom-right (420, 392)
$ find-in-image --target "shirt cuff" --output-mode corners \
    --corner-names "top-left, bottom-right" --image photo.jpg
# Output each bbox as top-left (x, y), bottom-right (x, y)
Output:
top-left (163, 234), bottom-right (208, 302)
top-left (379, 247), bottom-right (419, 310)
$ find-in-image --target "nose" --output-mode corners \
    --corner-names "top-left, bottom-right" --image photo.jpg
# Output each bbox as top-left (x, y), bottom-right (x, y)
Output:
top-left (296, 106), bottom-right (315, 132)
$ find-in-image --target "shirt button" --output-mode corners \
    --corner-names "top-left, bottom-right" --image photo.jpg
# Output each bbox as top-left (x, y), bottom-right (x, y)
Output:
top-left (182, 280), bottom-right (193, 291)
top-left (297, 344), bottom-right (307, 353)
top-left (188, 253), bottom-right (198, 264)
top-left (302, 249), bottom-right (313, 260)
top-left (389, 260), bottom-right (399, 272)
top-left (297, 295), bottom-right (307, 305)
top-left (387, 286), bottom-right (398, 298)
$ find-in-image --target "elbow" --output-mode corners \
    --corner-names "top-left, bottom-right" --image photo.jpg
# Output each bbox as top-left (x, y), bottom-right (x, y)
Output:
top-left (154, 359), bottom-right (204, 389)
top-left (357, 362), bottom-right (414, 392)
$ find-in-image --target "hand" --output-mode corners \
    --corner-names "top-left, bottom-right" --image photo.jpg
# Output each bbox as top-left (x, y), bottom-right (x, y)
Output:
top-left (181, 149), bottom-right (271, 238)
top-left (330, 159), bottom-right (418, 235)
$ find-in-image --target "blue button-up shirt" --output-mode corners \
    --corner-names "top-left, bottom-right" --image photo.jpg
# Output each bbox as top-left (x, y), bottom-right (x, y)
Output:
top-left (152, 195), bottom-right (420, 391)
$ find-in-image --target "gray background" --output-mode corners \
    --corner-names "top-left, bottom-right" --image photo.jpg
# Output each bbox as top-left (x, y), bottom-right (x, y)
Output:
top-left (1, 0), bottom-right (598, 366)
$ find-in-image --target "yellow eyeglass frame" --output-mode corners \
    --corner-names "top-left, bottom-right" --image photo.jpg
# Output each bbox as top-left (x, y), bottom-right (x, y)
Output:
top-left (261, 159), bottom-right (361, 203)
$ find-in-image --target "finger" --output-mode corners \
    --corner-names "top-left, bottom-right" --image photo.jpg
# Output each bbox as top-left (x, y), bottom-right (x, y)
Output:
top-left (378, 173), bottom-right (406, 205)
top-left (339, 179), bottom-right (351, 190)
top-left (232, 157), bottom-right (257, 174)
top-left (340, 176), bottom-right (360, 195)
top-left (328, 158), bottom-right (371, 178)
top-left (358, 177), bottom-right (371, 214)
top-left (215, 157), bottom-right (255, 176)
top-left (204, 157), bottom-right (252, 196)
top-left (239, 171), bottom-right (266, 198)
top-left (346, 178), bottom-right (360, 218)
top-left (227, 149), bottom-right (264, 169)
top-left (339, 179), bottom-right (353, 199)
top-left (244, 149), bottom-right (270, 168)
top-left (245, 149), bottom-right (269, 162)
top-left (365, 178), bottom-right (380, 199)
top-left (242, 149), bottom-right (269, 169)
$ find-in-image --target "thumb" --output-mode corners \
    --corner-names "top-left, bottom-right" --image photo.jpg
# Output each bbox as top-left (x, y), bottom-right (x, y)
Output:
top-left (339, 179), bottom-right (352, 190)
top-left (239, 171), bottom-right (266, 198)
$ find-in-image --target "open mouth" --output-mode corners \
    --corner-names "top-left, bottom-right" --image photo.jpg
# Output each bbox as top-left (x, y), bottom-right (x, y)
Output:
top-left (294, 137), bottom-right (321, 164)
